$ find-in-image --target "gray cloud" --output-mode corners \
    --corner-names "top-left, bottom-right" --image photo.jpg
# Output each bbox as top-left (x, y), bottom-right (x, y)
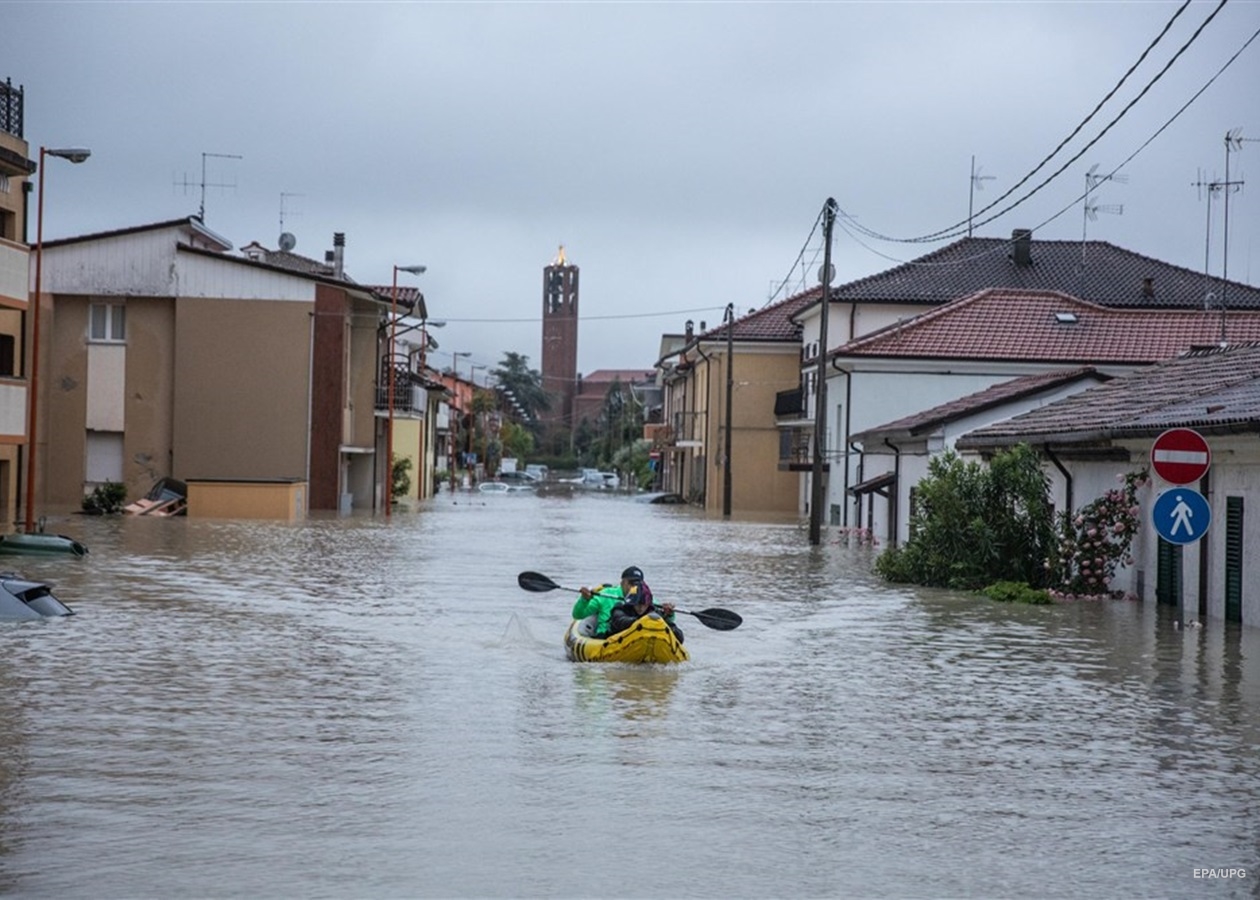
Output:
top-left (5, 1), bottom-right (1257, 375)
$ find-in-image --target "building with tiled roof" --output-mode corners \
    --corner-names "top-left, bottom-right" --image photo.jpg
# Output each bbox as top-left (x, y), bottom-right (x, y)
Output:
top-left (825, 288), bottom-right (1260, 536)
top-left (847, 367), bottom-right (1111, 548)
top-left (956, 343), bottom-right (1260, 449)
top-left (809, 230), bottom-right (1260, 310)
top-left (655, 228), bottom-right (1260, 521)
top-left (833, 289), bottom-right (1260, 364)
top-left (953, 343), bottom-right (1260, 627)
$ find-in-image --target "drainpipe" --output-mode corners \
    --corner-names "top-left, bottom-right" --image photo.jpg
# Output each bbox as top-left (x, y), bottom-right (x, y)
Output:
top-left (830, 356), bottom-right (853, 526)
top-left (1198, 469), bottom-right (1209, 622)
top-left (884, 438), bottom-right (901, 547)
top-left (1043, 443), bottom-right (1073, 515)
top-left (693, 340), bottom-right (712, 506)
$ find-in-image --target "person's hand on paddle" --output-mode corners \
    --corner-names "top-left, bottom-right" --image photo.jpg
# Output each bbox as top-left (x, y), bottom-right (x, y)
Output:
top-left (579, 586), bottom-right (594, 600)
top-left (659, 602), bottom-right (675, 617)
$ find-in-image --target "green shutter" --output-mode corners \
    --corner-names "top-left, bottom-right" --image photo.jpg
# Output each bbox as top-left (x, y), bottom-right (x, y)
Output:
top-left (1156, 538), bottom-right (1182, 607)
top-left (1225, 496), bottom-right (1243, 623)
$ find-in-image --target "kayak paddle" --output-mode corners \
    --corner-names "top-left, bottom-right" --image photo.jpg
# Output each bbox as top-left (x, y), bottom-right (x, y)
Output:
top-left (516, 570), bottom-right (743, 631)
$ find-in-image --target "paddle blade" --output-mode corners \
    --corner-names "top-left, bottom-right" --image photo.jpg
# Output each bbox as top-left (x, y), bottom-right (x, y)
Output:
top-left (688, 608), bottom-right (742, 631)
top-left (517, 571), bottom-right (561, 593)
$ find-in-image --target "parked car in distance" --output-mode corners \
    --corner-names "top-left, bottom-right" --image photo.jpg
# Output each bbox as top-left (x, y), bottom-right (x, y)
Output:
top-left (525, 464), bottom-right (549, 481)
top-left (600, 472), bottom-right (620, 490)
top-left (496, 470), bottom-right (539, 486)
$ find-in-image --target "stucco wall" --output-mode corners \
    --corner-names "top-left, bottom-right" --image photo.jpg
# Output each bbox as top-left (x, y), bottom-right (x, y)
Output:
top-left (173, 296), bottom-right (311, 481)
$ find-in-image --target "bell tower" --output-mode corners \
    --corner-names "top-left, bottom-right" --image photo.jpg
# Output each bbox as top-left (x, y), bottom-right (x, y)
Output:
top-left (541, 246), bottom-right (578, 428)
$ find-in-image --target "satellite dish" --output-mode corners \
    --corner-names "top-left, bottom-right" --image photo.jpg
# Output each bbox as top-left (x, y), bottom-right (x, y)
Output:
top-left (278, 232), bottom-right (296, 252)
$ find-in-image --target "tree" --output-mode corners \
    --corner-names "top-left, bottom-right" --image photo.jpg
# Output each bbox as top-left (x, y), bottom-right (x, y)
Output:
top-left (491, 352), bottom-right (550, 428)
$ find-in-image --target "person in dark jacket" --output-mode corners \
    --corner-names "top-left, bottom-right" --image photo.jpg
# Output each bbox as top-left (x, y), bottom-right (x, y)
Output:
top-left (607, 565), bottom-right (683, 643)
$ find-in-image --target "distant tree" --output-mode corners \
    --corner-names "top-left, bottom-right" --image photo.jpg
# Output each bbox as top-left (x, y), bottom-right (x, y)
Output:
top-left (492, 352), bottom-right (550, 427)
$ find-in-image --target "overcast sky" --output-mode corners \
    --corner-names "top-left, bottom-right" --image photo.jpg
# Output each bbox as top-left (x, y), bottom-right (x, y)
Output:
top-left (5, 1), bottom-right (1258, 377)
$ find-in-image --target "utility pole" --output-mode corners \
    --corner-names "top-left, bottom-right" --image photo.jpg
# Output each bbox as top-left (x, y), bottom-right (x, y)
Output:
top-left (722, 303), bottom-right (735, 519)
top-left (809, 198), bottom-right (838, 546)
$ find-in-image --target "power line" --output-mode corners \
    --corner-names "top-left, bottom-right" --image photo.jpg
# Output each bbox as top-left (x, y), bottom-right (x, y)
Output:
top-left (845, 0), bottom-right (1224, 245)
top-left (437, 304), bottom-right (728, 325)
top-left (828, 10), bottom-right (1258, 275)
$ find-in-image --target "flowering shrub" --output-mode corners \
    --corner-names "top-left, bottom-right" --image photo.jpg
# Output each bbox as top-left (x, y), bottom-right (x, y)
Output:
top-left (1050, 469), bottom-right (1147, 597)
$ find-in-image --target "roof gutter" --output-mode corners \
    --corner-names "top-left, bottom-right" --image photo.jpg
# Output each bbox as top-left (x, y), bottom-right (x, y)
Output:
top-left (1042, 443), bottom-right (1073, 516)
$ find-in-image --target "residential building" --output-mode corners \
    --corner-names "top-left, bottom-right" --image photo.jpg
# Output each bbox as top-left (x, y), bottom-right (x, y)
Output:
top-left (35, 219), bottom-right (392, 515)
top-left (955, 342), bottom-right (1260, 628)
top-left (832, 289), bottom-right (1260, 543)
top-left (656, 298), bottom-right (814, 515)
top-left (0, 77), bottom-right (33, 529)
top-left (783, 230), bottom-right (1260, 526)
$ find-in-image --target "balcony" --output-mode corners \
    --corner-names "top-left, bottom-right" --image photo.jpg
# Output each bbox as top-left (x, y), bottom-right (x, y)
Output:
top-left (376, 360), bottom-right (426, 416)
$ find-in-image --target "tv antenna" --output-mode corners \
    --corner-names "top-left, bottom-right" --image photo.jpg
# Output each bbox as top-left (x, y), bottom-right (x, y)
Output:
top-left (176, 151), bottom-right (242, 221)
top-left (1079, 164), bottom-right (1127, 297)
top-left (279, 191), bottom-right (304, 250)
top-left (968, 156), bottom-right (995, 237)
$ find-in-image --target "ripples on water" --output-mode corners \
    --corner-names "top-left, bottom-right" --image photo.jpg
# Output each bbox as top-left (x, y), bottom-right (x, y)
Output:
top-left (1, 494), bottom-right (1257, 898)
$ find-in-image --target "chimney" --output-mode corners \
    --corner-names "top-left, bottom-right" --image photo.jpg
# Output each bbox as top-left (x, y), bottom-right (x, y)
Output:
top-left (1141, 277), bottom-right (1155, 298)
top-left (685, 319), bottom-right (694, 341)
top-left (1011, 229), bottom-right (1032, 267)
top-left (332, 232), bottom-right (345, 279)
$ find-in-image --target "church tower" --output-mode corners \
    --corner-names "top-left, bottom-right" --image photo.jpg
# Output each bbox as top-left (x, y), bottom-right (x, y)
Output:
top-left (541, 246), bottom-right (578, 429)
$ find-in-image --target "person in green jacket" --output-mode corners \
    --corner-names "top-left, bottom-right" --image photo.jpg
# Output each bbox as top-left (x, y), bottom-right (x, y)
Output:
top-left (572, 575), bottom-right (627, 639)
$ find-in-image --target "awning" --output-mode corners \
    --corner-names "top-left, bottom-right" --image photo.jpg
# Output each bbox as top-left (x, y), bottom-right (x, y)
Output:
top-left (849, 471), bottom-right (896, 498)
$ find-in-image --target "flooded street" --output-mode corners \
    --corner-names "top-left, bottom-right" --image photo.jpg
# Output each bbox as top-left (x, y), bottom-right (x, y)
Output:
top-left (1, 491), bottom-right (1257, 899)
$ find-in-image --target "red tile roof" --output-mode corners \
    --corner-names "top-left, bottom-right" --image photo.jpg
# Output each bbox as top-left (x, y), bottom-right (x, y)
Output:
top-left (956, 343), bottom-right (1260, 447)
top-left (834, 289), bottom-right (1260, 365)
top-left (695, 287), bottom-right (821, 344)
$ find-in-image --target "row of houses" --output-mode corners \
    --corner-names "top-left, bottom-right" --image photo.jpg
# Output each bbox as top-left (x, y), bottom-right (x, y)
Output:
top-left (651, 229), bottom-right (1260, 627)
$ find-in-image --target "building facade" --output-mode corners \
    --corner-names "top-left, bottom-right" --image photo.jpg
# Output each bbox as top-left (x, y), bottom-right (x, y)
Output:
top-left (36, 219), bottom-right (388, 514)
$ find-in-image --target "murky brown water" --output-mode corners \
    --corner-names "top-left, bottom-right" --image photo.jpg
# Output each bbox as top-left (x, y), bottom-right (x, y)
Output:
top-left (1, 492), bottom-right (1257, 898)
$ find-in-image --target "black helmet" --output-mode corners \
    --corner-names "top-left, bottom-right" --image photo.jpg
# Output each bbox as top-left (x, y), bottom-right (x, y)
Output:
top-left (620, 566), bottom-right (644, 584)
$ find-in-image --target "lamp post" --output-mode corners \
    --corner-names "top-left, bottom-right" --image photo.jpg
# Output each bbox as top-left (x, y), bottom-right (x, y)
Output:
top-left (449, 352), bottom-right (471, 492)
top-left (386, 263), bottom-right (426, 518)
top-left (722, 302), bottom-right (734, 520)
top-left (25, 146), bottom-right (90, 533)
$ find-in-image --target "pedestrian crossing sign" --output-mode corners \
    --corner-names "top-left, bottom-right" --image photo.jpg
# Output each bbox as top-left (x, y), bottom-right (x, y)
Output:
top-left (1151, 488), bottom-right (1211, 545)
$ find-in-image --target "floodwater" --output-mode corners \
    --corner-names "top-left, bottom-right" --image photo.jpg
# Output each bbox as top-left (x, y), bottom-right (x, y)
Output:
top-left (1, 490), bottom-right (1258, 899)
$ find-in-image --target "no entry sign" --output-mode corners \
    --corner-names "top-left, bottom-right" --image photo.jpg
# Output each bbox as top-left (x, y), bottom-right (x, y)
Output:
top-left (1150, 428), bottom-right (1211, 485)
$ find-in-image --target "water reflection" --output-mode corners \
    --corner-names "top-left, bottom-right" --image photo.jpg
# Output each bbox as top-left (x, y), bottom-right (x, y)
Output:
top-left (0, 498), bottom-right (1256, 898)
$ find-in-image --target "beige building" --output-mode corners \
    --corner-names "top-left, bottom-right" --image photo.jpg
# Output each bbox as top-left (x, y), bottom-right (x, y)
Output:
top-left (35, 218), bottom-right (390, 515)
top-left (0, 79), bottom-right (35, 530)
top-left (656, 306), bottom-right (807, 517)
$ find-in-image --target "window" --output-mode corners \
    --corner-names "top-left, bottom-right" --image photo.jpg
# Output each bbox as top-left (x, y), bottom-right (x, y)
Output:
top-left (0, 334), bottom-right (13, 376)
top-left (90, 303), bottom-right (126, 342)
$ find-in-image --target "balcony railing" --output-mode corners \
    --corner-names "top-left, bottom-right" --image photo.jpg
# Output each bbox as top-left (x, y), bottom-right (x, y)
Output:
top-left (1, 79), bottom-right (22, 139)
top-left (376, 360), bottom-right (426, 415)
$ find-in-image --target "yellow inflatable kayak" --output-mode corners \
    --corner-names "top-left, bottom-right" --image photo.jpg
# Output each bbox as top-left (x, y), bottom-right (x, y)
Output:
top-left (564, 612), bottom-right (689, 664)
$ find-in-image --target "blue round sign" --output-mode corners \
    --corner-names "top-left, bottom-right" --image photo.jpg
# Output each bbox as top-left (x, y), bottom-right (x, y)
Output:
top-left (1151, 488), bottom-right (1212, 545)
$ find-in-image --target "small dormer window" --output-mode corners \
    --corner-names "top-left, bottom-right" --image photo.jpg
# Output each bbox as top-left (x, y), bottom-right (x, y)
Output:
top-left (1054, 312), bottom-right (1079, 325)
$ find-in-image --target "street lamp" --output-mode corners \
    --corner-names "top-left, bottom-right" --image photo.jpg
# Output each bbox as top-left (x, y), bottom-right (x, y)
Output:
top-left (447, 352), bottom-right (472, 493)
top-left (25, 146), bottom-right (90, 533)
top-left (386, 263), bottom-right (426, 518)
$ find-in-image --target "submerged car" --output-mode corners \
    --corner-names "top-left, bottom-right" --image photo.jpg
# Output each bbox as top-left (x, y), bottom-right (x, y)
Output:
top-left (0, 572), bottom-right (75, 622)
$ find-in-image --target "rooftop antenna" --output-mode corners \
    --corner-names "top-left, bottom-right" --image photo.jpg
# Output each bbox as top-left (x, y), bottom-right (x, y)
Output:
top-left (1192, 167), bottom-right (1227, 313)
top-left (279, 191), bottom-right (304, 250)
top-left (175, 151), bottom-right (242, 221)
top-left (968, 156), bottom-right (995, 237)
top-left (1220, 127), bottom-right (1255, 340)
top-left (1080, 163), bottom-right (1126, 297)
